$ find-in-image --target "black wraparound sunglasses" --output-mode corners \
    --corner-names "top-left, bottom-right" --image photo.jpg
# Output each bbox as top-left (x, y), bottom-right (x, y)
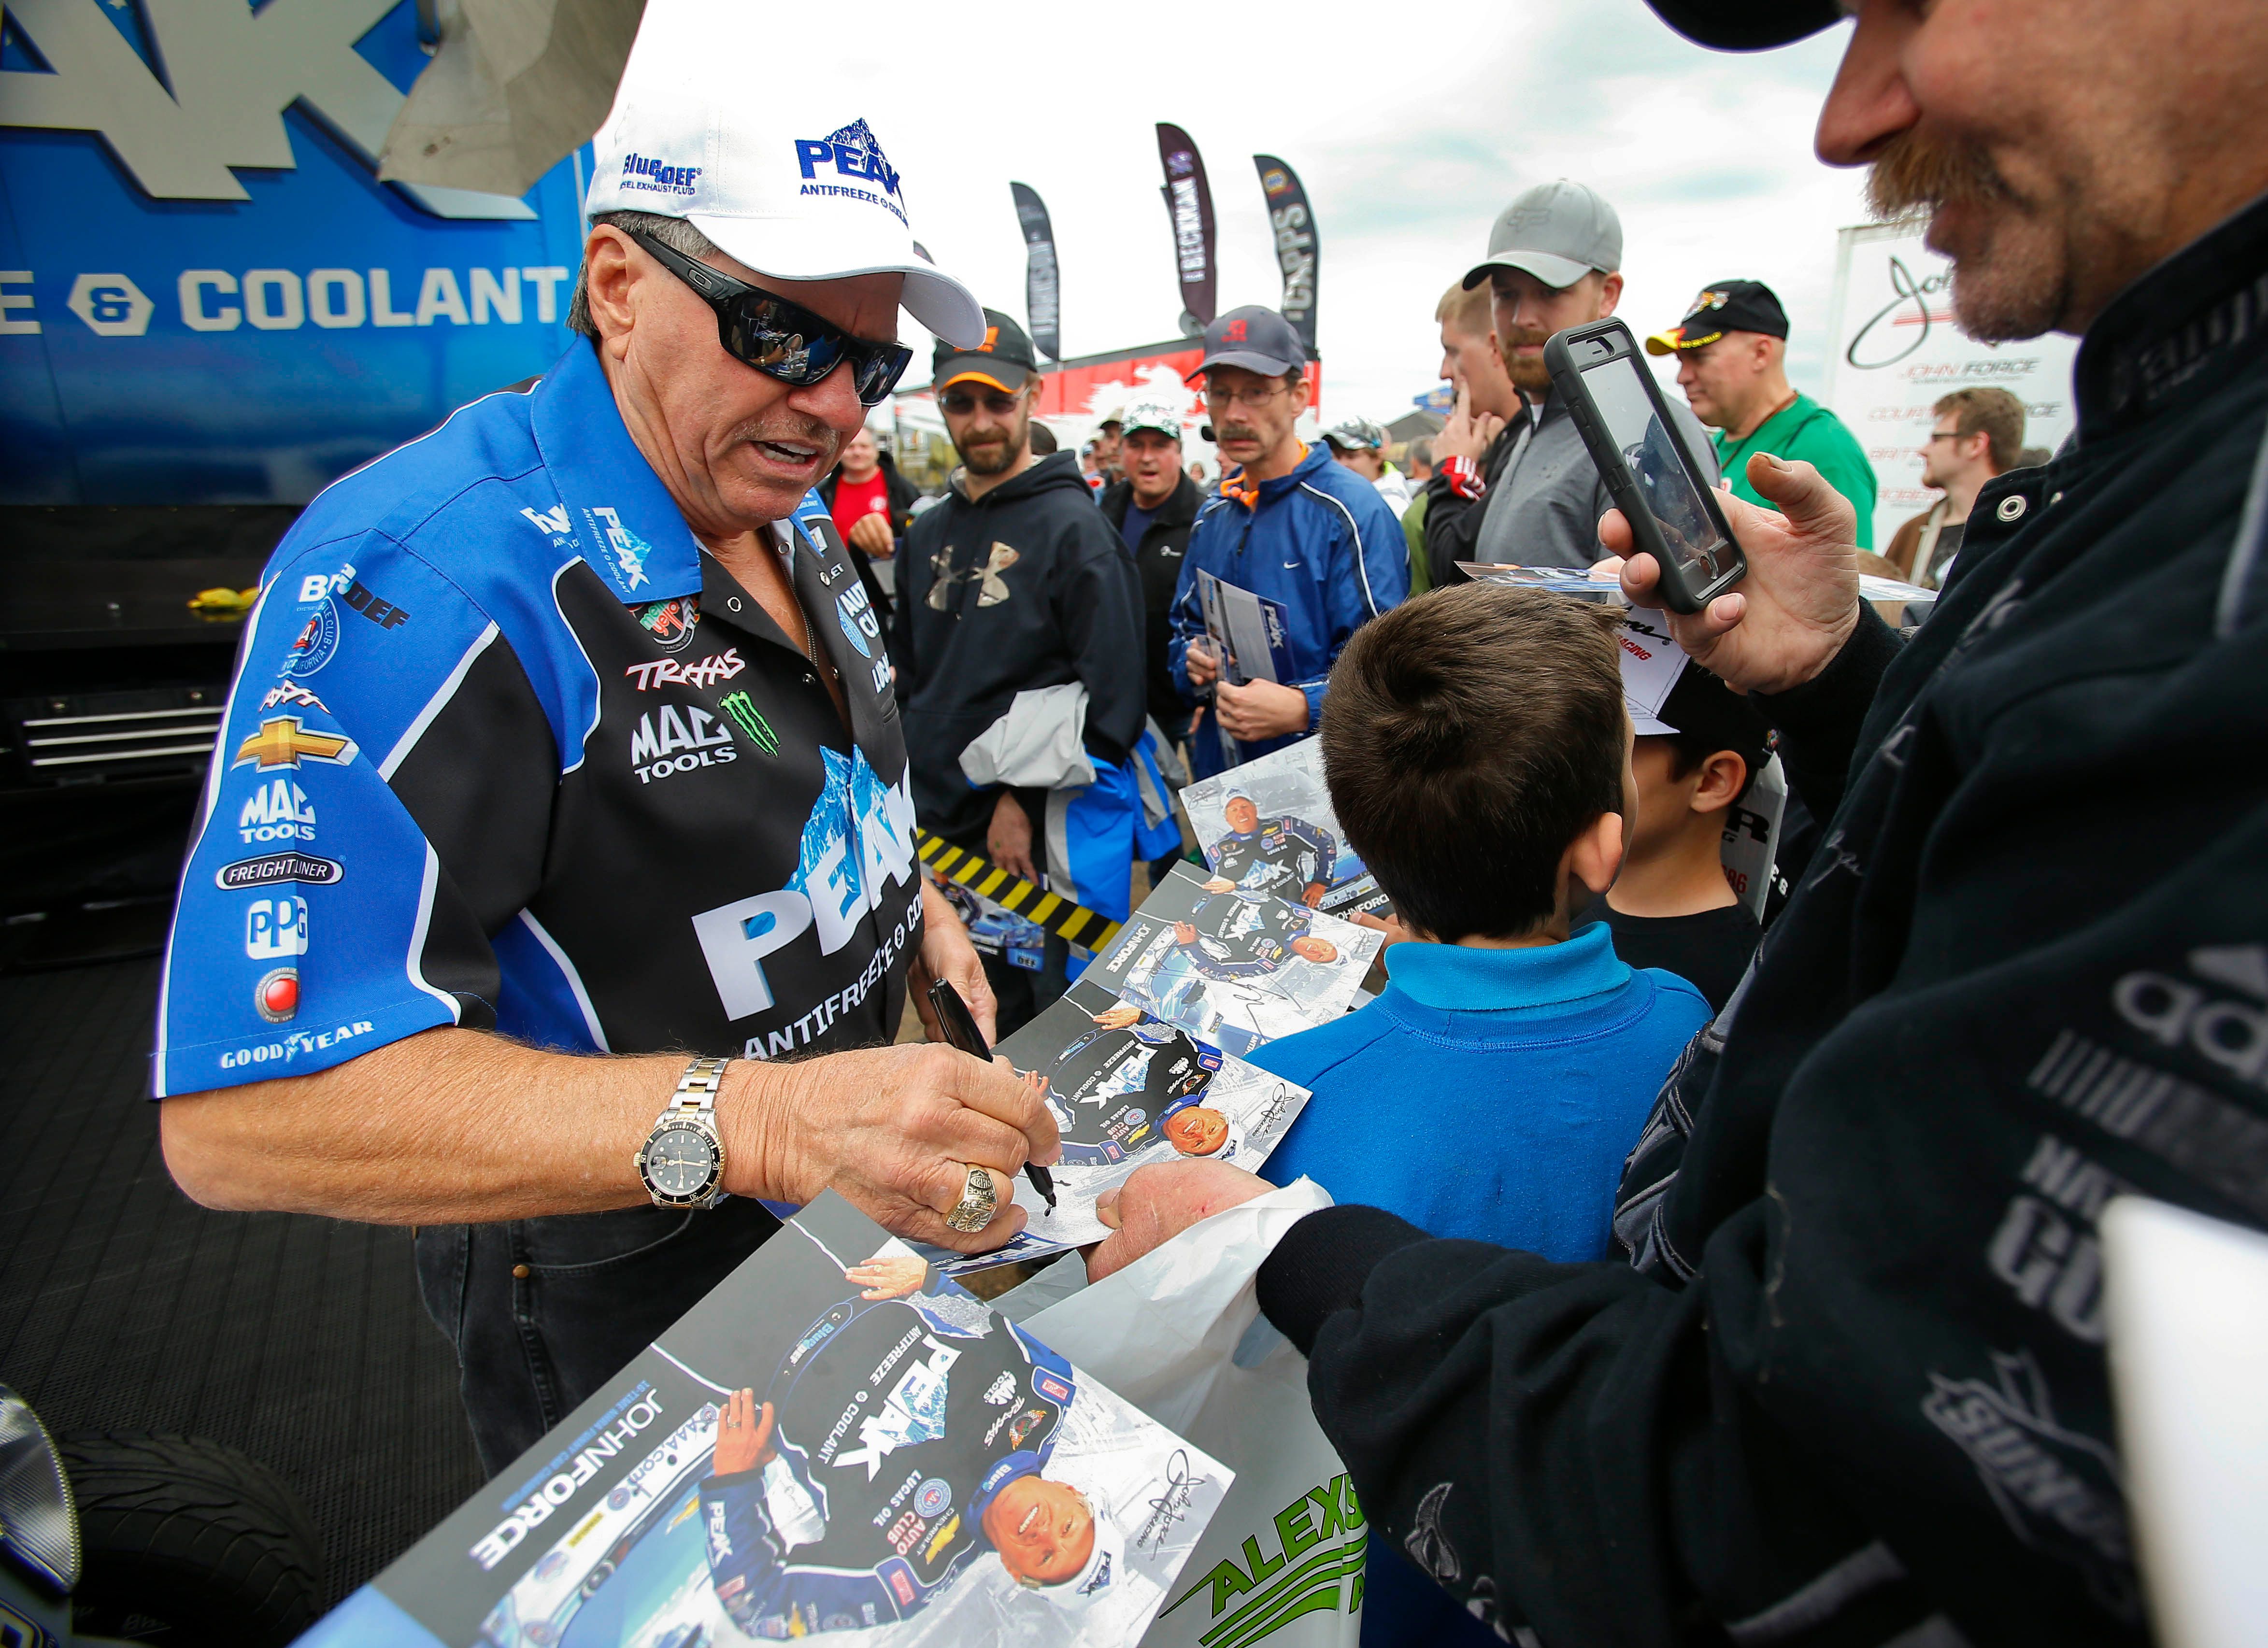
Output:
top-left (627, 227), bottom-right (914, 406)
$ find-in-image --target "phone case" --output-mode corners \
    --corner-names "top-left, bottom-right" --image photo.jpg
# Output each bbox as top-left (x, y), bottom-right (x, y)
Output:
top-left (1543, 318), bottom-right (1746, 614)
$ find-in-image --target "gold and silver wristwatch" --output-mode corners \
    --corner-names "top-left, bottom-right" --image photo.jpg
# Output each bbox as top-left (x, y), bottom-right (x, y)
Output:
top-left (634, 1055), bottom-right (732, 1209)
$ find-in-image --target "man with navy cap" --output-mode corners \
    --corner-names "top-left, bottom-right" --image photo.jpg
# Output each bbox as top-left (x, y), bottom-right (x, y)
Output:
top-left (1167, 306), bottom-right (1407, 776)
top-left (155, 74), bottom-right (1056, 1469)
top-left (1456, 180), bottom-right (1719, 575)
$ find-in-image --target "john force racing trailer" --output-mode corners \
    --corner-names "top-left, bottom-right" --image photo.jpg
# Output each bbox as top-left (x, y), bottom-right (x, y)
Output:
top-left (0, 0), bottom-right (587, 945)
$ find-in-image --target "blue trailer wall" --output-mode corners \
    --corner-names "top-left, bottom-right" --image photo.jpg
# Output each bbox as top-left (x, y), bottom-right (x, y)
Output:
top-left (0, 0), bottom-right (588, 507)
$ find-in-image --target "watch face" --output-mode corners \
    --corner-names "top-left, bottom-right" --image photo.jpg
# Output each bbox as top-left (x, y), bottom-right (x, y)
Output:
top-left (644, 1125), bottom-right (719, 1199)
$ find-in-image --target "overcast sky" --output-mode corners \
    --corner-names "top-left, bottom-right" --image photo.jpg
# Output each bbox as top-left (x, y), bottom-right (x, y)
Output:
top-left (634, 0), bottom-right (1868, 431)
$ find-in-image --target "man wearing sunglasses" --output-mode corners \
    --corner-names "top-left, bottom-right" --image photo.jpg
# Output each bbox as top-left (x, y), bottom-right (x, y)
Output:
top-left (894, 311), bottom-right (1155, 1035)
top-left (155, 91), bottom-right (1058, 1472)
top-left (1167, 306), bottom-right (1409, 778)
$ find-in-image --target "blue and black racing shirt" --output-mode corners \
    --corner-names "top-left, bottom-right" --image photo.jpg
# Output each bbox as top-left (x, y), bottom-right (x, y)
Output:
top-left (157, 339), bottom-right (924, 1096)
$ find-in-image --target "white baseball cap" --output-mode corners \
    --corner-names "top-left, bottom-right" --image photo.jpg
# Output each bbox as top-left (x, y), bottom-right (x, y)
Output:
top-left (586, 80), bottom-right (984, 348)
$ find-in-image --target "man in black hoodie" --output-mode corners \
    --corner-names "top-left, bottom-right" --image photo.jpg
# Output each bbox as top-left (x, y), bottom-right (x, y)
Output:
top-left (1089, 1), bottom-right (2268, 1645)
top-left (896, 310), bottom-right (1146, 1030)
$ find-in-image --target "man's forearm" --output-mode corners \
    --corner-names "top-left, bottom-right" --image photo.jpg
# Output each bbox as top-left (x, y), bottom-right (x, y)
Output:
top-left (160, 1027), bottom-right (783, 1224)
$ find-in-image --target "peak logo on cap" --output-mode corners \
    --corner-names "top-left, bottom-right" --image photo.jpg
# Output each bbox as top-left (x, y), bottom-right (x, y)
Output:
top-left (973, 326), bottom-right (1000, 353)
top-left (621, 153), bottom-right (701, 197)
top-left (793, 120), bottom-right (906, 224)
top-left (1223, 318), bottom-right (1248, 342)
top-left (1684, 290), bottom-right (1731, 318)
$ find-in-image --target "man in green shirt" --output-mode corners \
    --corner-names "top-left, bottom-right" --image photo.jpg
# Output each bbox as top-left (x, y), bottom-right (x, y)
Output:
top-left (1646, 279), bottom-right (1879, 548)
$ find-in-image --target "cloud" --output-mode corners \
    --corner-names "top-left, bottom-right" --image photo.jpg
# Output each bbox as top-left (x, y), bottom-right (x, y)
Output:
top-left (636, 0), bottom-right (1872, 426)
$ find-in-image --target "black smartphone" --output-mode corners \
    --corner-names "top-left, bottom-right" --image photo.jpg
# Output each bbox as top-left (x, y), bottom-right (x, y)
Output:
top-left (1544, 318), bottom-right (1746, 614)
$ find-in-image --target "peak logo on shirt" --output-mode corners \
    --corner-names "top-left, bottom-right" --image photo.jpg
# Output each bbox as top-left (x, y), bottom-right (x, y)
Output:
top-left (586, 507), bottom-right (654, 592)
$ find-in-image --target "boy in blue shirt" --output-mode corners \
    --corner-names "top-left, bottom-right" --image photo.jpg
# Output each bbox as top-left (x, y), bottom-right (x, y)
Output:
top-left (1253, 581), bottom-right (1711, 1258)
top-left (1249, 582), bottom-right (1712, 1648)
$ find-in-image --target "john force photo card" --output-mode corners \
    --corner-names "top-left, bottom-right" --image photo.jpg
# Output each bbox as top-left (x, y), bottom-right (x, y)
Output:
top-left (1180, 739), bottom-right (1386, 918)
top-left (917, 980), bottom-right (1313, 1276)
top-left (1089, 864), bottom-right (1383, 1058)
top-left (323, 1193), bottom-right (1228, 1648)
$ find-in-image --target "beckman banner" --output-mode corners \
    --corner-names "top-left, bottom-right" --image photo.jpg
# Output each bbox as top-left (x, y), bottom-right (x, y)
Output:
top-left (1254, 156), bottom-right (1318, 359)
top-left (1009, 181), bottom-right (1062, 363)
top-left (1155, 124), bottom-right (1218, 336)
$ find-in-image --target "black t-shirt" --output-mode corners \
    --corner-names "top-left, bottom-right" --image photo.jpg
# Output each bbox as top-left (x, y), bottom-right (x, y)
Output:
top-left (1575, 895), bottom-right (1759, 1013)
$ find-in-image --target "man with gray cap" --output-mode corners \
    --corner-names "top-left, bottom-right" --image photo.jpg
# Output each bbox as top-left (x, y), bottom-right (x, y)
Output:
top-left (1455, 180), bottom-right (1718, 576)
top-left (154, 83), bottom-right (1056, 1469)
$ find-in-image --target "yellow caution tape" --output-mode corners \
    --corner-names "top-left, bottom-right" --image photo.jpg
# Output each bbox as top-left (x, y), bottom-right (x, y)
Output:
top-left (914, 827), bottom-right (1123, 952)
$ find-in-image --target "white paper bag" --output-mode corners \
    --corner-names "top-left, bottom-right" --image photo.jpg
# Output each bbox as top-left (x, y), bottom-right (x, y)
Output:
top-left (1017, 1179), bottom-right (1366, 1648)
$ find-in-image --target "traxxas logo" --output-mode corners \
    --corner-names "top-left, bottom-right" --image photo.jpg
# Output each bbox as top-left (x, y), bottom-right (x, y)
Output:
top-left (626, 649), bottom-right (744, 691)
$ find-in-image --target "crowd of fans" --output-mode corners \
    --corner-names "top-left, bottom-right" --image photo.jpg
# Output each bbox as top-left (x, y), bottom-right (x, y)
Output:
top-left (837, 170), bottom-right (1998, 1054)
top-left (157, 0), bottom-right (2264, 1642)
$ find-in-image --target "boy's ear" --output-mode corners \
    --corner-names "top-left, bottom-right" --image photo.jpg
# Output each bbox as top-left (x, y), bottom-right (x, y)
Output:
top-left (1569, 810), bottom-right (1627, 898)
top-left (1688, 752), bottom-right (1748, 817)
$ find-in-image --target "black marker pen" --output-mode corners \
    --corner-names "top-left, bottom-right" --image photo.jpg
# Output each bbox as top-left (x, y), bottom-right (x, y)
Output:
top-left (926, 979), bottom-right (1057, 1211)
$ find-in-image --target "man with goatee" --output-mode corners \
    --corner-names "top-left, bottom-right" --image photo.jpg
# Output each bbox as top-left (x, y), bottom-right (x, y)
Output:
top-left (896, 310), bottom-right (1147, 1031)
top-left (1458, 180), bottom-right (1719, 574)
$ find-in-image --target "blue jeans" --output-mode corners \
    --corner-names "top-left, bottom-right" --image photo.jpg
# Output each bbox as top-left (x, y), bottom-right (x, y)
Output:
top-left (415, 1197), bottom-right (783, 1475)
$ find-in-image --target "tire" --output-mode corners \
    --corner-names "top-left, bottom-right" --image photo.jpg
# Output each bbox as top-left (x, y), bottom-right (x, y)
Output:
top-left (56, 1432), bottom-right (325, 1647)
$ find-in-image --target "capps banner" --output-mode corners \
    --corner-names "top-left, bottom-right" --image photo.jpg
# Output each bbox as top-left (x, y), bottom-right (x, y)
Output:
top-left (1254, 156), bottom-right (1317, 359)
top-left (1011, 181), bottom-right (1062, 363)
top-left (1155, 124), bottom-right (1218, 335)
top-left (1822, 221), bottom-right (2078, 550)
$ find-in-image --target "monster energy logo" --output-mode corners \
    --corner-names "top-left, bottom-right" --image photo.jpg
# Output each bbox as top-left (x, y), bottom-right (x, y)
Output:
top-left (719, 692), bottom-right (779, 756)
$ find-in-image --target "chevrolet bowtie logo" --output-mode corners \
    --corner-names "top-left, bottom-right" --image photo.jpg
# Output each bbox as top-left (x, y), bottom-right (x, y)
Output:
top-left (233, 716), bottom-right (357, 771)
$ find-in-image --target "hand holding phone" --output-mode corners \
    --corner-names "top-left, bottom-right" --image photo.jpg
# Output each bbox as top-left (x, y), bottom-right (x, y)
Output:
top-left (1603, 446), bottom-right (1867, 696)
top-left (1546, 319), bottom-right (1745, 614)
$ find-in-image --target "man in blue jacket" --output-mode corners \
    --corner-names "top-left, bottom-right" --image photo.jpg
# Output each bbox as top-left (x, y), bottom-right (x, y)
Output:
top-left (1168, 308), bottom-right (1407, 775)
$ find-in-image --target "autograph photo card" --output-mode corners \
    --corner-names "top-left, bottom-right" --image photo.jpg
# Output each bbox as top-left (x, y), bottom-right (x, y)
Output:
top-left (1180, 739), bottom-right (1387, 919)
top-left (916, 979), bottom-right (1312, 1278)
top-left (1090, 863), bottom-right (1383, 1058)
top-left (306, 1194), bottom-right (1228, 1648)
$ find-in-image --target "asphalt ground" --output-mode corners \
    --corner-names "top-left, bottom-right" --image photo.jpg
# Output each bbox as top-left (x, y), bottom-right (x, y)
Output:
top-left (0, 955), bottom-right (484, 1607)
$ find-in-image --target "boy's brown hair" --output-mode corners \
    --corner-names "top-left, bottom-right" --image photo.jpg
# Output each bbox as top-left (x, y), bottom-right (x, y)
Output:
top-left (1322, 584), bottom-right (1627, 941)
